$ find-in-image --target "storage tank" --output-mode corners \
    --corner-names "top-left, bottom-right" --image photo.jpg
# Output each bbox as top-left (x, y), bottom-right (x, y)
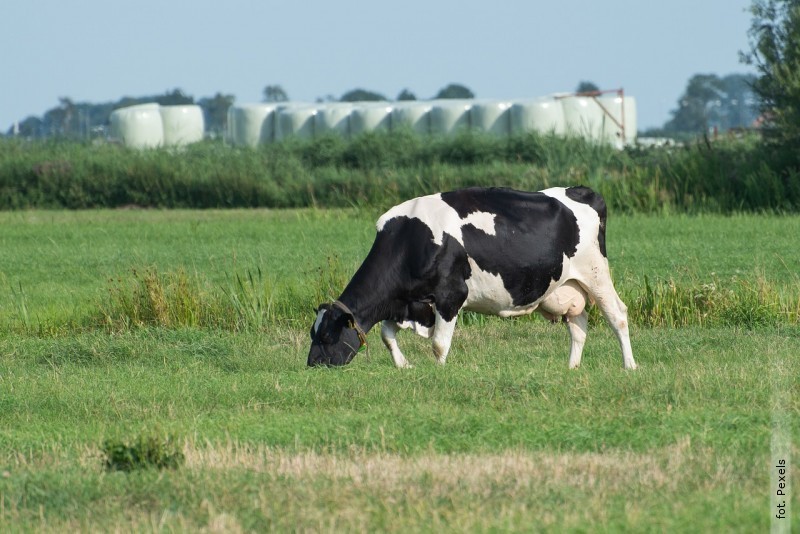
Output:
top-left (109, 103), bottom-right (164, 149)
top-left (350, 103), bottom-right (392, 136)
top-left (430, 99), bottom-right (472, 136)
top-left (561, 95), bottom-right (607, 142)
top-left (159, 105), bottom-right (204, 147)
top-left (391, 102), bottom-right (432, 134)
top-left (510, 97), bottom-right (565, 136)
top-left (314, 103), bottom-right (352, 137)
top-left (275, 105), bottom-right (317, 141)
top-left (227, 103), bottom-right (278, 146)
top-left (470, 100), bottom-right (512, 136)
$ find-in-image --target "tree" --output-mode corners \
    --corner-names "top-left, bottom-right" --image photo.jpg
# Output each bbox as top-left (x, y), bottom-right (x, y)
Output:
top-left (434, 83), bottom-right (474, 99)
top-left (396, 88), bottom-right (417, 101)
top-left (198, 93), bottom-right (235, 136)
top-left (657, 74), bottom-right (757, 136)
top-left (156, 89), bottom-right (194, 106)
top-left (340, 89), bottom-right (387, 102)
top-left (575, 81), bottom-right (600, 94)
top-left (719, 73), bottom-right (759, 128)
top-left (743, 0), bottom-right (800, 153)
top-left (263, 85), bottom-right (289, 103)
top-left (664, 74), bottom-right (726, 133)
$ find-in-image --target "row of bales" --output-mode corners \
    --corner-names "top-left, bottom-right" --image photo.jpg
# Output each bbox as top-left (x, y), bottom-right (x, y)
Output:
top-left (228, 94), bottom-right (636, 149)
top-left (109, 103), bottom-right (205, 149)
top-left (109, 93), bottom-right (636, 149)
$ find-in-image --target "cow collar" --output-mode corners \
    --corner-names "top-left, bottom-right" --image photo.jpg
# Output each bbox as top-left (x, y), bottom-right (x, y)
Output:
top-left (332, 300), bottom-right (368, 351)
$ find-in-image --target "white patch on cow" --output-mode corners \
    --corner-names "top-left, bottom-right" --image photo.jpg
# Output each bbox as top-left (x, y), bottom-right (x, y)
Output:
top-left (376, 193), bottom-right (496, 246)
top-left (463, 258), bottom-right (515, 315)
top-left (461, 210), bottom-right (496, 236)
top-left (463, 254), bottom-right (574, 318)
top-left (312, 309), bottom-right (326, 335)
top-left (397, 320), bottom-right (433, 338)
top-left (540, 187), bottom-right (599, 255)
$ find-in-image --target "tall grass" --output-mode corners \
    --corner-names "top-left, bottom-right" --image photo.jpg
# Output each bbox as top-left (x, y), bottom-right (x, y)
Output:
top-left (92, 264), bottom-right (800, 334)
top-left (97, 258), bottom-right (353, 332)
top-left (1, 131), bottom-right (795, 212)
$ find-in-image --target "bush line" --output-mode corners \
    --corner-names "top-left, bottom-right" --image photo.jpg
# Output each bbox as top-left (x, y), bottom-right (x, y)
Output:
top-left (1, 131), bottom-right (797, 213)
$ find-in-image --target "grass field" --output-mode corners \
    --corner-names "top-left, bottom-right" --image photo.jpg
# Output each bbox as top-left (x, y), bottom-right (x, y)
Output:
top-left (0, 208), bottom-right (798, 531)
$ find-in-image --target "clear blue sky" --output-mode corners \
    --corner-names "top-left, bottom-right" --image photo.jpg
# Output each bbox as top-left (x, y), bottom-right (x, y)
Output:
top-left (1, 0), bottom-right (754, 131)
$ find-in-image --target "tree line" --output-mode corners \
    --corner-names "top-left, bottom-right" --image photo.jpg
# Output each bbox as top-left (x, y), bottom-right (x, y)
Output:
top-left (4, 83), bottom-right (476, 140)
top-left (4, 76), bottom-right (759, 140)
top-left (6, 0), bottom-right (800, 148)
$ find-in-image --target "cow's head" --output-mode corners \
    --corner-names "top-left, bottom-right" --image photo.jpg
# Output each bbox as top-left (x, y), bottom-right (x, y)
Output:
top-left (307, 302), bottom-right (366, 367)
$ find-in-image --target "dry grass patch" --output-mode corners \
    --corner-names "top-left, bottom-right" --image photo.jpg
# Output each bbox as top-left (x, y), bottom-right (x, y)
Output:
top-left (0, 439), bottom-right (780, 532)
top-left (183, 436), bottom-right (737, 494)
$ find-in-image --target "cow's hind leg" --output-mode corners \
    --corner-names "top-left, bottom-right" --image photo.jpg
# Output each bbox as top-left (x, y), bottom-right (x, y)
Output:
top-left (590, 279), bottom-right (636, 370)
top-left (566, 310), bottom-right (589, 369)
top-left (381, 321), bottom-right (413, 369)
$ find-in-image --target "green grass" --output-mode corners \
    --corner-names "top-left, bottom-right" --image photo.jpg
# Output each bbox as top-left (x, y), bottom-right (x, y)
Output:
top-left (0, 209), bottom-right (798, 531)
top-left (2, 132), bottom-right (798, 212)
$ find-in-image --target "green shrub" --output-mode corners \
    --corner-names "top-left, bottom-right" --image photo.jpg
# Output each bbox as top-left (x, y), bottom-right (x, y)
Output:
top-left (101, 434), bottom-right (185, 472)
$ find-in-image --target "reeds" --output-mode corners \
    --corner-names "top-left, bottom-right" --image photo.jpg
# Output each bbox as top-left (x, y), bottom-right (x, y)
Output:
top-left (1, 131), bottom-right (793, 213)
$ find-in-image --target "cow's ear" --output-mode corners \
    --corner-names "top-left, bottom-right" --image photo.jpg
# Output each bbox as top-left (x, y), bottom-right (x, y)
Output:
top-left (316, 303), bottom-right (332, 313)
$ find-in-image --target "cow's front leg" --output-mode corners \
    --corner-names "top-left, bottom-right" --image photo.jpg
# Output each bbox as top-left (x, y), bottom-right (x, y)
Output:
top-left (381, 321), bottom-right (413, 368)
top-left (431, 310), bottom-right (458, 365)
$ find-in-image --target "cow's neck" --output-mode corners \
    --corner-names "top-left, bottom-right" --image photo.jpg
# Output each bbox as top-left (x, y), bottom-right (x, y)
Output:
top-left (335, 252), bottom-right (400, 334)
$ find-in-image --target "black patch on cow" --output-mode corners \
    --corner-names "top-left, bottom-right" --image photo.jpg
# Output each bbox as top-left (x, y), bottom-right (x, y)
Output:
top-left (341, 216), bottom-right (471, 327)
top-left (565, 186), bottom-right (607, 257)
top-left (441, 187), bottom-right (580, 307)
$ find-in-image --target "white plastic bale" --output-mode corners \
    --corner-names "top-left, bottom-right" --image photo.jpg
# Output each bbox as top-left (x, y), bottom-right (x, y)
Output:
top-left (391, 102), bottom-right (432, 134)
top-left (228, 104), bottom-right (278, 146)
top-left (109, 103), bottom-right (164, 149)
top-left (275, 105), bottom-right (317, 141)
top-left (350, 103), bottom-right (392, 136)
top-left (430, 100), bottom-right (472, 136)
top-left (159, 105), bottom-right (204, 147)
top-left (510, 98), bottom-right (565, 136)
top-left (314, 103), bottom-right (352, 137)
top-left (470, 100), bottom-right (512, 136)
top-left (594, 95), bottom-right (635, 148)
top-left (622, 95), bottom-right (637, 145)
top-left (561, 95), bottom-right (607, 142)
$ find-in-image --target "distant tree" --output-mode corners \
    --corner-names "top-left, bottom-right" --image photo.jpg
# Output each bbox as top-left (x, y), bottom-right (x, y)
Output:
top-left (198, 93), bottom-right (235, 136)
top-left (396, 88), bottom-right (417, 101)
top-left (263, 84), bottom-right (289, 103)
top-left (11, 116), bottom-right (44, 137)
top-left (156, 89), bottom-right (194, 106)
top-left (719, 73), bottom-right (759, 128)
top-left (576, 81), bottom-right (600, 94)
top-left (743, 0), bottom-right (800, 154)
top-left (340, 89), bottom-right (387, 102)
top-left (434, 83), bottom-right (474, 99)
top-left (663, 73), bottom-right (757, 134)
top-left (664, 74), bottom-right (726, 133)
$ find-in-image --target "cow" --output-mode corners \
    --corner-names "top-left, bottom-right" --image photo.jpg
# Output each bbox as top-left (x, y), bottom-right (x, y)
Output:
top-left (308, 186), bottom-right (636, 370)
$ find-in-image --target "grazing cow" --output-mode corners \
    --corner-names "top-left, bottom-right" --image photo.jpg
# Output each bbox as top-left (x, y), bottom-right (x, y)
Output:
top-left (308, 186), bottom-right (636, 370)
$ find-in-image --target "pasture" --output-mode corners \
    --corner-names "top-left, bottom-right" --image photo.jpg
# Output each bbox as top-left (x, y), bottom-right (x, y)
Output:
top-left (0, 208), bottom-right (798, 531)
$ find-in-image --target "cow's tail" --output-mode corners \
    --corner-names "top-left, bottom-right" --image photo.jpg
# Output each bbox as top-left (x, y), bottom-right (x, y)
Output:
top-left (566, 186), bottom-right (607, 257)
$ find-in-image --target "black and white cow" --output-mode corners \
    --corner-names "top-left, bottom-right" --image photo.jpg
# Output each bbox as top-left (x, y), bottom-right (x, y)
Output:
top-left (308, 186), bottom-right (636, 370)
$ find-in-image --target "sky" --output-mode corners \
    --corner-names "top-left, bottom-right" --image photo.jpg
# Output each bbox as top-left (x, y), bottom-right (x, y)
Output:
top-left (1, 0), bottom-right (755, 132)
